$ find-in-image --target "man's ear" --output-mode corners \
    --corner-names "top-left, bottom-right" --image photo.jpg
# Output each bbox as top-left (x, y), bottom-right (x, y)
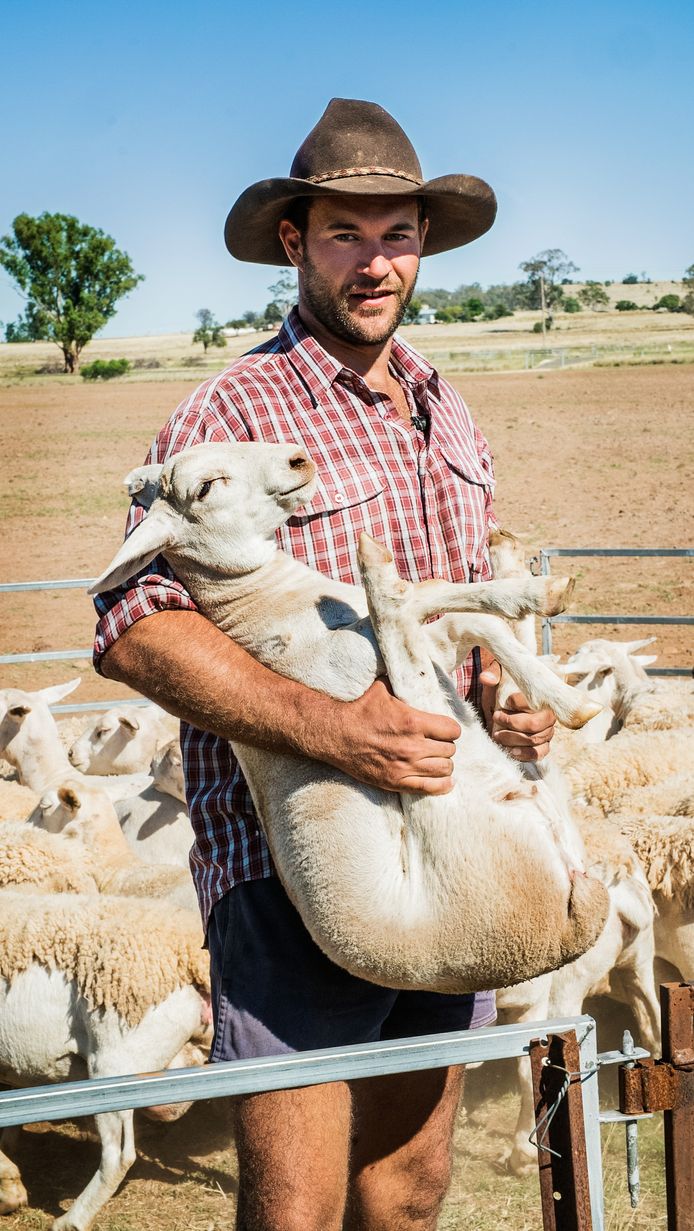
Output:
top-left (278, 219), bottom-right (304, 270)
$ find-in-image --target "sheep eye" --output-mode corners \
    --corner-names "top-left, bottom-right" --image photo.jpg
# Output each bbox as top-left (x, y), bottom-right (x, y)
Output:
top-left (196, 480), bottom-right (213, 501)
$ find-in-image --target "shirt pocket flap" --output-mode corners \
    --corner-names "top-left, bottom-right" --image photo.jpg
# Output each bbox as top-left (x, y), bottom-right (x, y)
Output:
top-left (297, 470), bottom-right (385, 516)
top-left (439, 443), bottom-right (495, 491)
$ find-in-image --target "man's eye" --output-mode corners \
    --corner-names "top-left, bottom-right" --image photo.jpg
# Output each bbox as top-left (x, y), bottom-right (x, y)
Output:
top-left (334, 233), bottom-right (358, 242)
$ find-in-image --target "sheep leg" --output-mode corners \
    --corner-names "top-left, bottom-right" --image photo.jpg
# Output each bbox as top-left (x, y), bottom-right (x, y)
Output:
top-left (495, 980), bottom-right (552, 1178)
top-left (52, 1111), bottom-right (136, 1231)
top-left (0, 1139), bottom-right (27, 1215)
top-left (408, 573), bottom-right (574, 622)
top-left (612, 951), bottom-right (662, 1056)
top-left (428, 613), bottom-right (600, 730)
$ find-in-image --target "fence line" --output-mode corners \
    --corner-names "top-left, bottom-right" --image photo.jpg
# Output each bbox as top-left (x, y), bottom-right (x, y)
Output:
top-left (537, 548), bottom-right (693, 673)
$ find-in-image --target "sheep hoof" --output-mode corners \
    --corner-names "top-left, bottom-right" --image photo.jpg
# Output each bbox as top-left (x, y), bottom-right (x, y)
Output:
top-left (564, 699), bottom-right (603, 731)
top-left (0, 1167), bottom-right (28, 1215)
top-left (357, 533), bottom-right (393, 567)
top-left (541, 575), bottom-right (576, 616)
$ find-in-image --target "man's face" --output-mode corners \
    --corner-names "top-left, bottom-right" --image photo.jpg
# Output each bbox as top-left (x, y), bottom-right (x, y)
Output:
top-left (282, 196), bottom-right (426, 346)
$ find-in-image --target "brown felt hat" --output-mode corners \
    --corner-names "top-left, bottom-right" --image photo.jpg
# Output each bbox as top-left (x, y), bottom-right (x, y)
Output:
top-left (224, 98), bottom-right (497, 266)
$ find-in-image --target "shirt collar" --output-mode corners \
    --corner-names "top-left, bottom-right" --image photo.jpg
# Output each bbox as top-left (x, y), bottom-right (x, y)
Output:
top-left (279, 307), bottom-right (437, 400)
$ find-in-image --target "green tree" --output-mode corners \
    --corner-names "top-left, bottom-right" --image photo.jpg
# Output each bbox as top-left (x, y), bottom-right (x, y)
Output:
top-left (578, 282), bottom-right (610, 310)
top-left (562, 297), bottom-right (582, 313)
top-left (653, 294), bottom-right (681, 312)
top-left (683, 264), bottom-right (694, 288)
top-left (615, 300), bottom-right (639, 311)
top-left (518, 249), bottom-right (578, 336)
top-left (268, 270), bottom-right (297, 319)
top-left (0, 212), bottom-right (143, 372)
top-left (192, 308), bottom-right (227, 353)
top-left (681, 266), bottom-right (694, 315)
top-left (402, 296), bottom-right (423, 324)
top-left (622, 273), bottom-right (639, 284)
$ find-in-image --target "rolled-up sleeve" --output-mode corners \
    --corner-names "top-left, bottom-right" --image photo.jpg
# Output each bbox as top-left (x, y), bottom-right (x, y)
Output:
top-left (92, 377), bottom-right (250, 674)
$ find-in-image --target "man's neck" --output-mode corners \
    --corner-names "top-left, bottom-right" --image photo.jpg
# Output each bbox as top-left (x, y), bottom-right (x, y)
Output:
top-left (297, 302), bottom-right (396, 391)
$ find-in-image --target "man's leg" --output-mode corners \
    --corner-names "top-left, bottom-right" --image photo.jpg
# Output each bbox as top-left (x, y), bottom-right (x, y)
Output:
top-left (346, 1066), bottom-right (465, 1231)
top-left (234, 1082), bottom-right (352, 1231)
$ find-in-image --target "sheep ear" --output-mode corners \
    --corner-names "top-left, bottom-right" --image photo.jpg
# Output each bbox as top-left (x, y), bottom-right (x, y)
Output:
top-left (624, 636), bottom-right (657, 654)
top-left (124, 464), bottom-right (163, 509)
top-left (88, 508), bottom-right (180, 595)
top-left (58, 786), bottom-right (81, 814)
top-left (596, 666), bottom-right (614, 680)
top-left (633, 654), bottom-right (658, 668)
top-left (36, 678), bottom-right (81, 707)
top-left (8, 704), bottom-right (31, 720)
top-left (118, 713), bottom-right (140, 733)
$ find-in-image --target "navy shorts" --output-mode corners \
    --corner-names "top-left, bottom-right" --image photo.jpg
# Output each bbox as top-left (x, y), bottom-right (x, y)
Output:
top-left (208, 877), bottom-right (496, 1061)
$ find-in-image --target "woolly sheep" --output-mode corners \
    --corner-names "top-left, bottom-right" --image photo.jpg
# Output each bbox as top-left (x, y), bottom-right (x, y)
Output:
top-left (0, 891), bottom-right (210, 1231)
top-left (618, 812), bottom-right (694, 983)
top-left (564, 729), bottom-right (693, 815)
top-left (68, 703), bottom-right (178, 775)
top-left (29, 781), bottom-right (198, 913)
top-left (0, 821), bottom-right (98, 895)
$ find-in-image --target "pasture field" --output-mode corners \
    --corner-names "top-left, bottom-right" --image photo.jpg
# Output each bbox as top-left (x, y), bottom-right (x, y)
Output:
top-left (0, 344), bottom-right (691, 1228)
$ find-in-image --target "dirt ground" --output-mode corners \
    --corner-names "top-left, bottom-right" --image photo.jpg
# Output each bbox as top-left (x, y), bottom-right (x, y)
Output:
top-left (2, 363), bottom-right (692, 702)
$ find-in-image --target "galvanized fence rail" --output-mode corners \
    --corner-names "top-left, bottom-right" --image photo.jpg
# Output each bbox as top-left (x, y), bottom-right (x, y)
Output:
top-left (0, 1014), bottom-right (614, 1230)
top-left (535, 548), bottom-right (693, 674)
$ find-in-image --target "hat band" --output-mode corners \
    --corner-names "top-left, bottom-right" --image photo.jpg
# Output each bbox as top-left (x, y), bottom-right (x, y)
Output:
top-left (304, 165), bottom-right (424, 186)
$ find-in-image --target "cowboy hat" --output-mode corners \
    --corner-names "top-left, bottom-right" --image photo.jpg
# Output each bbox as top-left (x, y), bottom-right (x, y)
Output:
top-left (224, 98), bottom-right (497, 266)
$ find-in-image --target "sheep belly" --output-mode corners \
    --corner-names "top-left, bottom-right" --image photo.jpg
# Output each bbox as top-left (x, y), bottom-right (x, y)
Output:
top-left (0, 967), bottom-right (85, 1082)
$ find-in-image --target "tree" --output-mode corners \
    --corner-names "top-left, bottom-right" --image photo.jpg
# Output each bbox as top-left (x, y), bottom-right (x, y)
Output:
top-left (193, 308), bottom-right (227, 352)
top-left (562, 297), bottom-right (582, 313)
top-left (622, 273), bottom-right (639, 284)
top-left (653, 293), bottom-right (681, 312)
top-left (402, 296), bottom-right (422, 324)
top-left (578, 282), bottom-right (610, 310)
top-left (0, 212), bottom-right (143, 372)
top-left (683, 264), bottom-right (694, 288)
top-left (615, 300), bottom-right (639, 311)
top-left (267, 270), bottom-right (297, 319)
top-left (518, 249), bottom-right (579, 337)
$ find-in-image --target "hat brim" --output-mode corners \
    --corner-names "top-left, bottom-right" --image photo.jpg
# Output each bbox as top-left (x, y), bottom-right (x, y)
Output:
top-left (224, 173), bottom-right (497, 266)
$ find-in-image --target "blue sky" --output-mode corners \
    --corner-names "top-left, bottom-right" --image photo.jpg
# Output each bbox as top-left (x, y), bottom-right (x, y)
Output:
top-left (1, 0), bottom-right (692, 337)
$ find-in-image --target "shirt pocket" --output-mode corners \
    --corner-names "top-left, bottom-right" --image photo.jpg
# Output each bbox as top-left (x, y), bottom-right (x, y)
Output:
top-left (437, 445), bottom-right (494, 581)
top-left (285, 469), bottom-right (389, 581)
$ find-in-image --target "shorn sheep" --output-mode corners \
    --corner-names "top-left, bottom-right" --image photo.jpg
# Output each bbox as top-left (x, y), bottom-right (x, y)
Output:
top-left (0, 892), bottom-right (210, 1231)
top-left (91, 440), bottom-right (609, 993)
top-left (0, 681), bottom-right (151, 801)
top-left (68, 703), bottom-right (178, 775)
top-left (564, 637), bottom-right (694, 733)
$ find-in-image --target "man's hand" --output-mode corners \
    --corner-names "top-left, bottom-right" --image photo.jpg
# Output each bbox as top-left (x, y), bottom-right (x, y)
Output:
top-left (479, 659), bottom-right (556, 762)
top-left (332, 679), bottom-right (461, 795)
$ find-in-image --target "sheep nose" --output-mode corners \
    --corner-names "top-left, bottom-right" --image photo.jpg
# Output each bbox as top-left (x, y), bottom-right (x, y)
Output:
top-left (288, 451), bottom-right (310, 471)
top-left (68, 747), bottom-right (76, 763)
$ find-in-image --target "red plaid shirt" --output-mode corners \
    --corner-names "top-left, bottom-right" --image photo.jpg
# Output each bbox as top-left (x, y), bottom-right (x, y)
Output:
top-left (94, 308), bottom-right (496, 929)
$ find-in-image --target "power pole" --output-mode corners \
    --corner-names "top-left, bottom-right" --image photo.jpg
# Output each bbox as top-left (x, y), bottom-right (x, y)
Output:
top-left (540, 272), bottom-right (547, 341)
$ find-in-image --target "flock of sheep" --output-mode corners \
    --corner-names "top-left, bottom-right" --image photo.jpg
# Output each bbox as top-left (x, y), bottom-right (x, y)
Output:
top-left (0, 515), bottom-right (692, 1227)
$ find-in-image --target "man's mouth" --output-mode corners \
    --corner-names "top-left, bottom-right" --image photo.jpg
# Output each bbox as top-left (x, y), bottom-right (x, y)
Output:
top-left (348, 288), bottom-right (397, 307)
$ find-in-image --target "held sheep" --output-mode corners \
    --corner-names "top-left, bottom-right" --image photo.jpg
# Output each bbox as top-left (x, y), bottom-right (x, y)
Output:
top-left (90, 440), bottom-right (609, 995)
top-left (0, 891), bottom-right (210, 1231)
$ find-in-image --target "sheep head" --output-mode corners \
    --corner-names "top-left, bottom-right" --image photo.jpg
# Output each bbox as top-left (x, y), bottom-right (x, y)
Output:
top-left (90, 441), bottom-right (317, 594)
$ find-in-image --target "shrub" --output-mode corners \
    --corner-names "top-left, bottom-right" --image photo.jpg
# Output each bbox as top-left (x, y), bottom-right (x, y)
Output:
top-left (622, 274), bottom-right (639, 284)
top-left (80, 358), bottom-right (130, 381)
top-left (562, 297), bottom-right (582, 313)
top-left (653, 294), bottom-right (681, 312)
top-left (532, 320), bottom-right (552, 333)
top-left (615, 300), bottom-right (639, 311)
top-left (483, 303), bottom-right (511, 320)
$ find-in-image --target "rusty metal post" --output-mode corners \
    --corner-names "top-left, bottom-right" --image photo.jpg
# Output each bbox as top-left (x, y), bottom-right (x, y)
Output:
top-left (661, 983), bottom-right (694, 1231)
top-left (530, 1032), bottom-right (593, 1231)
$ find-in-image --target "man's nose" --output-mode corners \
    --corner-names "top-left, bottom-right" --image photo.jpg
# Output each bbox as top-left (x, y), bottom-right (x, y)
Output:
top-left (358, 252), bottom-right (393, 280)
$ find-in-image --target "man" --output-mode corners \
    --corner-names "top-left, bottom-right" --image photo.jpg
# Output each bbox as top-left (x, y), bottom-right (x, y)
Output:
top-left (95, 99), bottom-right (556, 1231)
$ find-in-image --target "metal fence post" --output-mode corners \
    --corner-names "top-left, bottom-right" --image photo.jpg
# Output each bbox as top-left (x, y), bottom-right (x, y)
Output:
top-left (661, 983), bottom-right (694, 1231)
top-left (530, 1031), bottom-right (595, 1230)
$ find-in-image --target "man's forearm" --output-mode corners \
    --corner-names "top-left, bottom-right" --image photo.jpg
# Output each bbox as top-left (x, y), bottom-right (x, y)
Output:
top-left (100, 609), bottom-right (461, 794)
top-left (101, 609), bottom-right (347, 763)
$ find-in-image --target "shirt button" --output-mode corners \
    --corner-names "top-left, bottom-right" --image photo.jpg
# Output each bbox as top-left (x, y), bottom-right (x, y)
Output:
top-left (334, 492), bottom-right (345, 505)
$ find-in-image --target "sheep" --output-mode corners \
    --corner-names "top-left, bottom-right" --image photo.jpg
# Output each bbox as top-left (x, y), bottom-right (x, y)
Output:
top-left (0, 820), bottom-right (98, 895)
top-left (114, 785), bottom-right (192, 868)
top-left (497, 813), bottom-right (660, 1175)
top-left (618, 812), bottom-right (694, 983)
top-left (0, 681), bottom-right (152, 801)
top-left (609, 772), bottom-right (694, 819)
top-left (150, 738), bottom-right (186, 802)
top-left (68, 703), bottom-right (178, 775)
top-left (563, 729), bottom-right (693, 815)
top-left (0, 890), bottom-right (210, 1231)
top-left (28, 780), bottom-right (197, 913)
top-left (564, 637), bottom-right (694, 733)
top-left (89, 440), bottom-right (610, 994)
top-left (0, 778), bottom-right (39, 823)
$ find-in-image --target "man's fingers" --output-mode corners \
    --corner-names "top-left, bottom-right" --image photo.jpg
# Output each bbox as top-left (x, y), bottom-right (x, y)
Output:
top-left (399, 775), bottom-right (455, 795)
top-left (492, 726), bottom-right (556, 749)
top-left (504, 744), bottom-right (551, 763)
top-left (492, 707), bottom-right (555, 734)
top-left (416, 711), bottom-right (461, 742)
